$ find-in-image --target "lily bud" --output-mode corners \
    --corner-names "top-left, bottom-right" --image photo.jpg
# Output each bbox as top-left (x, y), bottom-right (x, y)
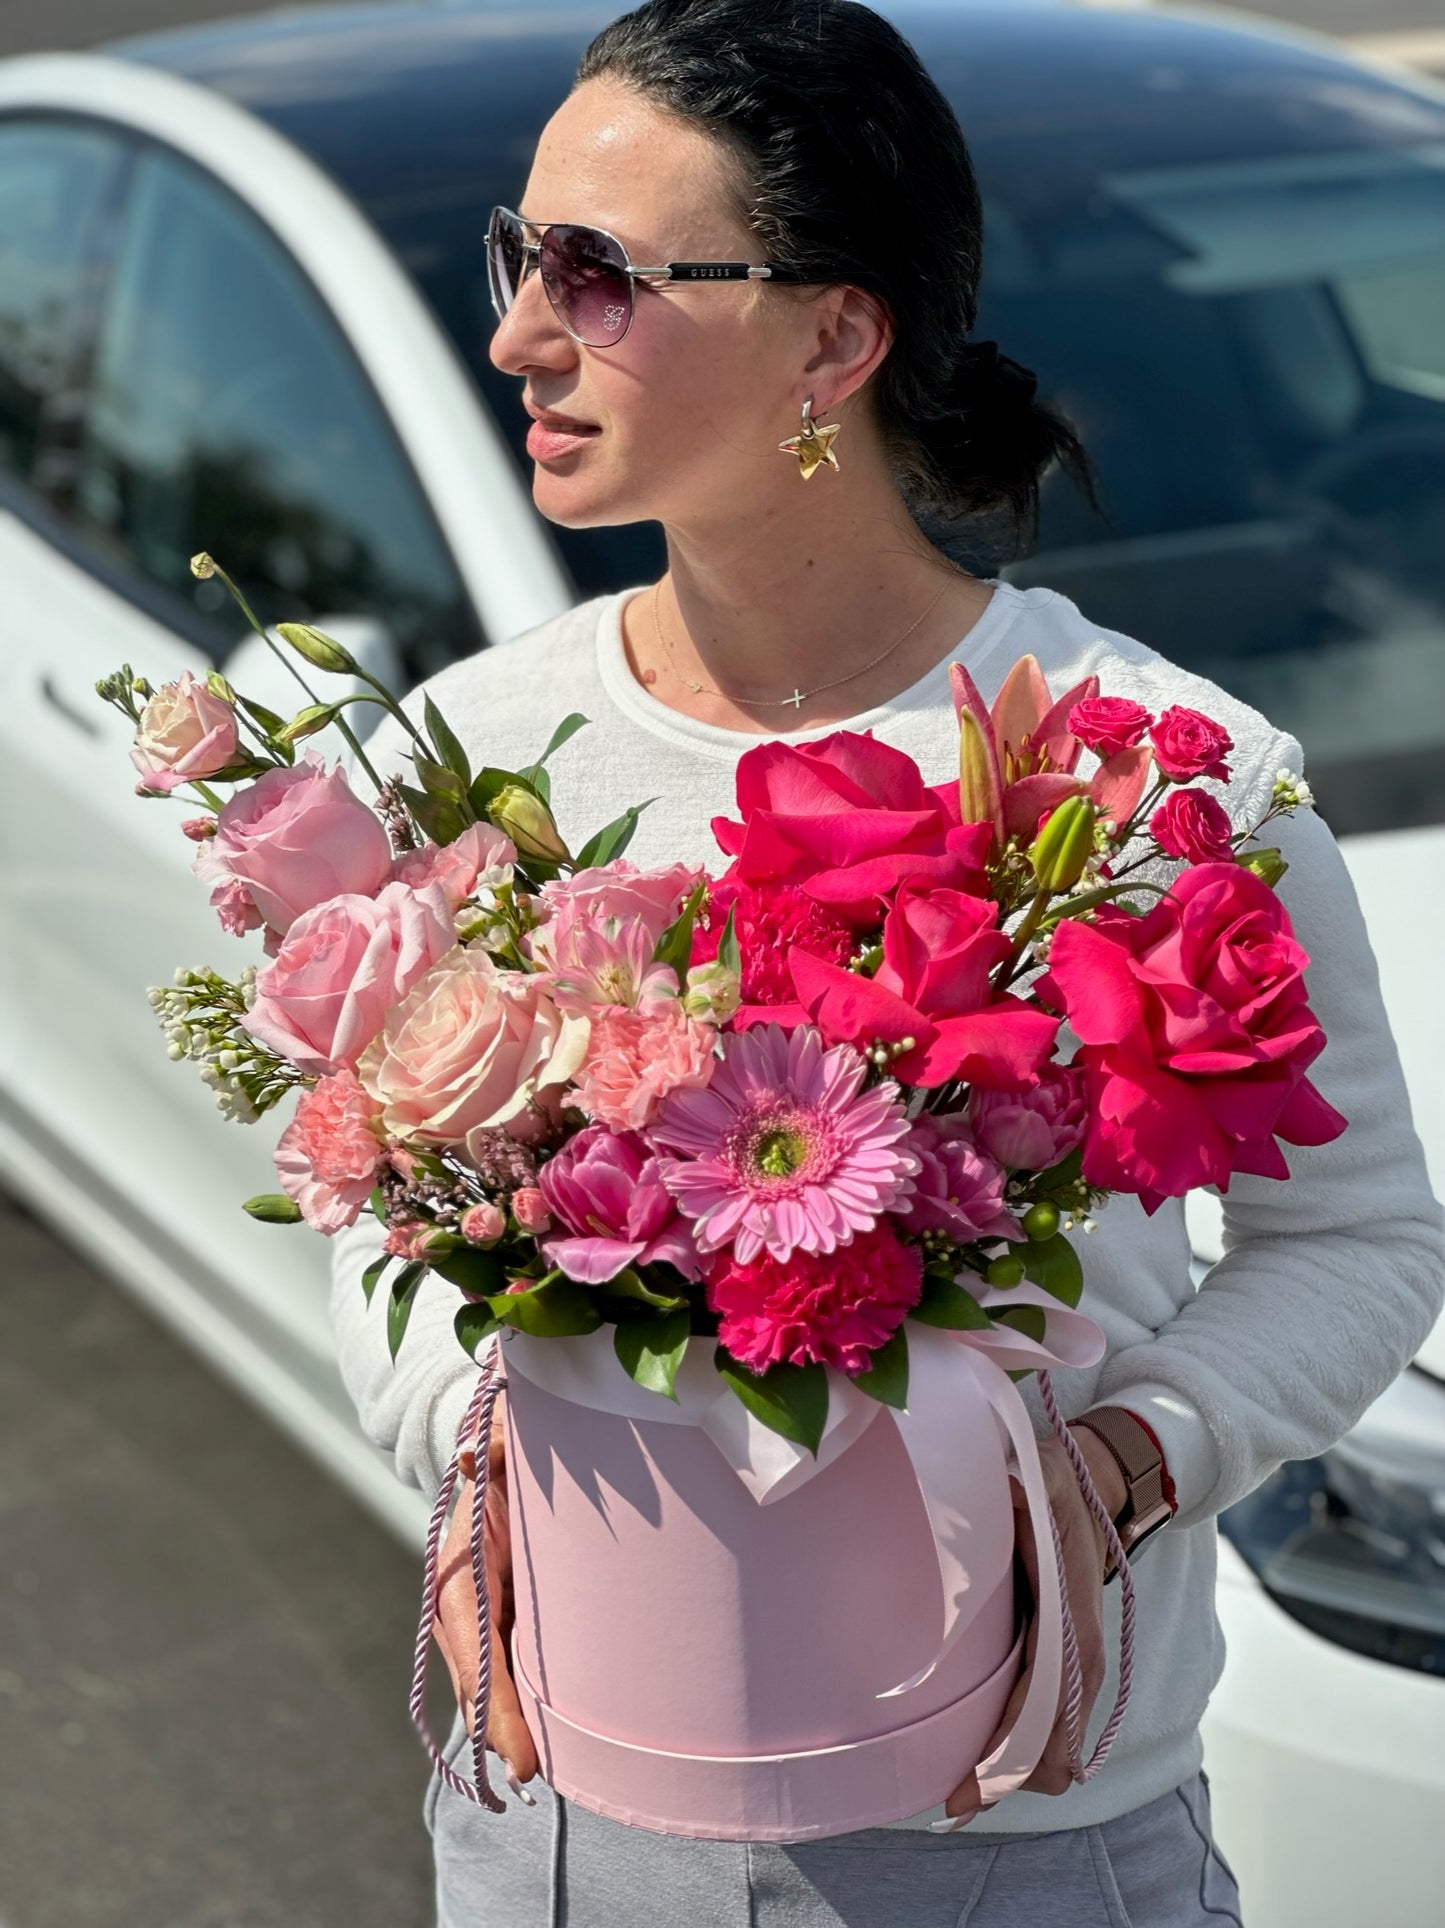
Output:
top-left (275, 621), bottom-right (356, 674)
top-left (958, 708), bottom-right (1002, 848)
top-left (489, 784), bottom-right (570, 864)
top-left (1237, 846), bottom-right (1288, 888)
top-left (1028, 793), bottom-right (1097, 893)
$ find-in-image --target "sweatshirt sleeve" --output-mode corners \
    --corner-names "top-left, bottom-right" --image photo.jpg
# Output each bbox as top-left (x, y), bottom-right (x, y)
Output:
top-left (1092, 738), bottom-right (1445, 1531)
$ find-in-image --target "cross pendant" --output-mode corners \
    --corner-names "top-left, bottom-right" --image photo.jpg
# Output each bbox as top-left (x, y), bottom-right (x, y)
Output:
top-left (787, 688), bottom-right (804, 709)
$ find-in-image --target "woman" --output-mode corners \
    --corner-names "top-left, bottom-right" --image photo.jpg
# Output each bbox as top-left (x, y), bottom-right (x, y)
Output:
top-left (327, 3), bottom-right (1445, 1922)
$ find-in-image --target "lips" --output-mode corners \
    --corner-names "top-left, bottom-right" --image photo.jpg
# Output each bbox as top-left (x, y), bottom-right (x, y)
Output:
top-left (527, 404), bottom-right (598, 432)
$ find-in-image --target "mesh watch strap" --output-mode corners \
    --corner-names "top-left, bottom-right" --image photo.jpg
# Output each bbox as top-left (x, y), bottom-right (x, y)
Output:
top-left (1073, 1406), bottom-right (1176, 1581)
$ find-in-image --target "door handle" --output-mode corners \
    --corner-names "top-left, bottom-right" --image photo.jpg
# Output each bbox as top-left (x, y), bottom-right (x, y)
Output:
top-left (40, 673), bottom-right (103, 739)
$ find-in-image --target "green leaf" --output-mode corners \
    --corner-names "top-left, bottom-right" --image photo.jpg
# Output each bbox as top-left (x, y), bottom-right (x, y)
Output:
top-left (241, 1193), bottom-right (302, 1224)
top-left (1034, 1146), bottom-right (1083, 1194)
top-left (850, 1323), bottom-right (909, 1409)
top-left (614, 1310), bottom-right (690, 1400)
top-left (423, 695), bottom-right (473, 790)
top-left (235, 692), bottom-right (288, 736)
top-left (368, 1186), bottom-right (387, 1224)
top-left (536, 711), bottom-right (589, 766)
top-left (527, 764), bottom-right (551, 807)
top-left (398, 782), bottom-right (470, 846)
top-left (387, 1261), bottom-right (427, 1361)
top-left (574, 799), bottom-right (657, 869)
top-left (466, 765), bottom-right (527, 815)
top-left (428, 1245), bottom-right (504, 1298)
top-left (651, 879), bottom-right (708, 984)
top-left (714, 1346), bottom-right (828, 1456)
top-left (992, 1303), bottom-right (1047, 1346)
top-left (1019, 1233), bottom-right (1083, 1308)
top-left (487, 1275), bottom-right (603, 1337)
top-left (911, 1268), bottom-right (992, 1330)
top-left (606, 1267), bottom-right (688, 1310)
top-left (454, 1301), bottom-right (501, 1360)
top-left (412, 752), bottom-right (467, 803)
top-left (360, 1256), bottom-right (391, 1306)
top-left (717, 902), bottom-right (741, 978)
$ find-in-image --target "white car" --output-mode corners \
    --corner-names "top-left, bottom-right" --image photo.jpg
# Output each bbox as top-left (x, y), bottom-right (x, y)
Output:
top-left (0, 5), bottom-right (1440, 1921)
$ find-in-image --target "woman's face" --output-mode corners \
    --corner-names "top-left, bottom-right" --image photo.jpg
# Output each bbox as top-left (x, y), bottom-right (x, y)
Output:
top-left (489, 76), bottom-right (865, 531)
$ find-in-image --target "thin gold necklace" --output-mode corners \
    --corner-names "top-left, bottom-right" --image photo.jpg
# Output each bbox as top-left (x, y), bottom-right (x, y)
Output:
top-left (649, 578), bottom-right (952, 713)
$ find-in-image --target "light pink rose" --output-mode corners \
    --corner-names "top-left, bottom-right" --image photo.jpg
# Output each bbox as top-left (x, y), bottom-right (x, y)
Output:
top-left (242, 880), bottom-right (456, 1075)
top-left (191, 749), bottom-right (394, 944)
top-left (356, 948), bottom-right (590, 1147)
top-left (130, 671), bottom-right (239, 793)
top-left (273, 1069), bottom-right (385, 1233)
top-left (390, 821), bottom-right (516, 908)
top-left (571, 1001), bottom-right (717, 1132)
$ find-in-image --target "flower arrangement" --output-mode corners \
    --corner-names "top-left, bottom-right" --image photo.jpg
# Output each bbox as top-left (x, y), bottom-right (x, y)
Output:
top-left (97, 554), bottom-right (1345, 1460)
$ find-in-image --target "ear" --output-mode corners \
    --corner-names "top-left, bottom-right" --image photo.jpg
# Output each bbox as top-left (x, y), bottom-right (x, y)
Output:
top-left (800, 283), bottom-right (895, 411)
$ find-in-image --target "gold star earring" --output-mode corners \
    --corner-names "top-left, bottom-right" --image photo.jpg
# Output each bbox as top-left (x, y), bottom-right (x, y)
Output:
top-left (778, 394), bottom-right (841, 479)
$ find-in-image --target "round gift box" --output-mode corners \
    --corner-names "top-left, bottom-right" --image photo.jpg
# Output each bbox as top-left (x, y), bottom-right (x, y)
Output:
top-left (502, 1330), bottom-right (1025, 1843)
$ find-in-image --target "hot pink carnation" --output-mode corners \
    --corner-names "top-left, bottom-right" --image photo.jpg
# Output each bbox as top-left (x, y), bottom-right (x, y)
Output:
top-left (690, 877), bottom-right (855, 1029)
top-left (273, 1069), bottom-right (385, 1232)
top-left (571, 1001), bottom-right (717, 1132)
top-left (651, 1021), bottom-right (919, 1264)
top-left (707, 1221), bottom-right (923, 1374)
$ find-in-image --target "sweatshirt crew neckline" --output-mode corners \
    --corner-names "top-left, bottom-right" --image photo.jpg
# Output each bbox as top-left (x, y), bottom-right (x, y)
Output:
top-left (594, 578), bottom-right (1030, 759)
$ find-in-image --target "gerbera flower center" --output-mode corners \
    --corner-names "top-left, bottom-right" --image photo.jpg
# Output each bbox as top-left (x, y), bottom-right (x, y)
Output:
top-left (754, 1128), bottom-right (807, 1177)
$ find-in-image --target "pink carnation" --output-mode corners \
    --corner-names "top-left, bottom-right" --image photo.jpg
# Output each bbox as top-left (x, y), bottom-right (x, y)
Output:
top-left (1150, 788), bottom-right (1235, 865)
top-left (390, 821), bottom-right (516, 907)
top-left (273, 1069), bottom-right (385, 1233)
top-left (572, 1001), bottom-right (717, 1132)
top-left (707, 1222), bottom-right (923, 1374)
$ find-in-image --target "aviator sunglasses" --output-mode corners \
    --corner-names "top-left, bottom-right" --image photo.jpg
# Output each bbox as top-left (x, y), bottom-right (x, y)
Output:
top-left (486, 204), bottom-right (823, 348)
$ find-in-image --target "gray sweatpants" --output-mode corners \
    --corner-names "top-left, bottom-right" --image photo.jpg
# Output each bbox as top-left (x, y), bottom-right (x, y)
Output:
top-left (424, 1712), bottom-right (1245, 1927)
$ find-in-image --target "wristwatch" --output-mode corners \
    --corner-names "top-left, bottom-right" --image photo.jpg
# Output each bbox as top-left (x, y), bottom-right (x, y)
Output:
top-left (1072, 1406), bottom-right (1176, 1583)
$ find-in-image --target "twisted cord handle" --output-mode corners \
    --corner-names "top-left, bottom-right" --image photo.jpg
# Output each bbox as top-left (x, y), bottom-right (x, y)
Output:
top-left (408, 1346), bottom-right (514, 1811)
top-left (1035, 1369), bottom-right (1138, 1782)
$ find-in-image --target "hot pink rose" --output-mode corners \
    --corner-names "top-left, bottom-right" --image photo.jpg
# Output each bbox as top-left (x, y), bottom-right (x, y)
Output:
top-left (790, 880), bottom-right (1059, 1089)
top-left (537, 1124), bottom-right (701, 1282)
top-left (571, 1001), bottom-right (717, 1132)
top-left (130, 670), bottom-right (239, 793)
top-left (390, 821), bottom-right (516, 907)
top-left (273, 1069), bottom-right (385, 1232)
top-left (191, 749), bottom-right (394, 945)
top-left (968, 1063), bottom-right (1088, 1171)
top-left (706, 1221), bottom-right (923, 1374)
top-left (1066, 695), bottom-right (1152, 761)
top-left (1149, 706), bottom-right (1234, 783)
top-left (895, 1114), bottom-right (1019, 1242)
top-left (357, 948), bottom-right (590, 1146)
top-left (242, 880), bottom-right (456, 1075)
top-left (710, 731), bottom-right (992, 926)
top-left (1037, 862), bottom-right (1347, 1210)
top-left (1150, 789), bottom-right (1235, 865)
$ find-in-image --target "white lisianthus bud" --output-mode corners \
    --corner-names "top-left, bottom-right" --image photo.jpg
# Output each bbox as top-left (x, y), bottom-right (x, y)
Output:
top-left (190, 552), bottom-right (217, 579)
top-left (682, 956), bottom-right (742, 1025)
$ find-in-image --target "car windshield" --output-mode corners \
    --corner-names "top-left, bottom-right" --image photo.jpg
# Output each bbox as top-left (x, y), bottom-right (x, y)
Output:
top-left (392, 136), bottom-right (1445, 840)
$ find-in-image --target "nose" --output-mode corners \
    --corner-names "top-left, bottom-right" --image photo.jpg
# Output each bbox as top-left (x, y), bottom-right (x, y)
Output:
top-left (489, 251), bottom-right (577, 376)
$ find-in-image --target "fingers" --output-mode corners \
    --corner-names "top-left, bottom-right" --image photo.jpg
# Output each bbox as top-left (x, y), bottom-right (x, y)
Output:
top-left (486, 1620), bottom-right (540, 1782)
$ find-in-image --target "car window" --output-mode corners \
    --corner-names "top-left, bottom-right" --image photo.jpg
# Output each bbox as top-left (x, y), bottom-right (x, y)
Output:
top-left (0, 117), bottom-right (124, 490)
top-left (69, 144), bottom-right (483, 681)
top-left (978, 144), bottom-right (1445, 838)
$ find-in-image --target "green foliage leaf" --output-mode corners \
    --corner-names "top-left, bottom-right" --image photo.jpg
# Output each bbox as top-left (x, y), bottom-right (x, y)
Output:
top-left (992, 1303), bottom-right (1047, 1346)
top-left (911, 1267), bottom-right (992, 1329)
top-left (235, 692), bottom-right (288, 736)
top-left (714, 1347), bottom-right (828, 1456)
top-left (1019, 1233), bottom-right (1083, 1307)
top-left (605, 1267), bottom-right (688, 1310)
top-left (850, 1323), bottom-right (909, 1409)
top-left (398, 782), bottom-right (470, 846)
top-left (241, 1193), bottom-right (302, 1224)
top-left (412, 752), bottom-right (468, 803)
top-left (536, 711), bottom-right (589, 766)
top-left (360, 1256), bottom-right (391, 1306)
top-left (454, 1301), bottom-right (501, 1360)
top-left (651, 879), bottom-right (708, 984)
top-left (428, 1245), bottom-right (504, 1298)
top-left (574, 799), bottom-right (657, 870)
top-left (387, 1261), bottom-right (427, 1361)
top-left (423, 695), bottom-right (473, 790)
top-left (614, 1309), bottom-right (690, 1400)
top-left (717, 902), bottom-right (741, 978)
top-left (487, 1275), bottom-right (603, 1337)
top-left (369, 1186), bottom-right (387, 1223)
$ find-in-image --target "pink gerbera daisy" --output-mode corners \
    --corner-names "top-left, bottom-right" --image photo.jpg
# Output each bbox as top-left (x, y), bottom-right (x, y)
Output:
top-left (650, 1021), bottom-right (919, 1263)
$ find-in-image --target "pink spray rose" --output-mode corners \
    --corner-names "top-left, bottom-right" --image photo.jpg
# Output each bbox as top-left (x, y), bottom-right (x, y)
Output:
top-left (1149, 706), bottom-right (1234, 783)
top-left (706, 1221), bottom-right (923, 1374)
top-left (242, 880), bottom-right (456, 1076)
top-left (357, 947), bottom-right (590, 1146)
top-left (273, 1068), bottom-right (385, 1233)
top-left (1150, 788), bottom-right (1235, 865)
top-left (460, 1201), bottom-right (506, 1245)
top-left (390, 820), bottom-right (516, 907)
top-left (968, 1062), bottom-right (1088, 1171)
top-left (510, 1187), bottom-right (553, 1234)
top-left (1065, 695), bottom-right (1152, 761)
top-left (571, 1001), bottom-right (716, 1132)
top-left (191, 749), bottom-right (394, 945)
top-left (537, 1124), bottom-right (701, 1282)
top-left (895, 1114), bottom-right (1020, 1243)
top-left (130, 670), bottom-right (239, 793)
top-left (1036, 862), bottom-right (1347, 1210)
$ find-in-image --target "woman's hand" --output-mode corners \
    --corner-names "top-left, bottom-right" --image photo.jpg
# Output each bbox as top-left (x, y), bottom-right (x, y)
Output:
top-left (944, 1426), bottom-right (1127, 1823)
top-left (431, 1388), bottom-right (540, 1782)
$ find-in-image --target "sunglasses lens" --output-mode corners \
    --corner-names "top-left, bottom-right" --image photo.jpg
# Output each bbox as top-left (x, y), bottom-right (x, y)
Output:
top-left (488, 208), bottom-right (526, 317)
top-left (540, 224), bottom-right (632, 346)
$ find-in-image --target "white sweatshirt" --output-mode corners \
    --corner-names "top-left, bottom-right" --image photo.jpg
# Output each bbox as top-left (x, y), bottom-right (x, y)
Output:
top-left (326, 578), bottom-right (1445, 1833)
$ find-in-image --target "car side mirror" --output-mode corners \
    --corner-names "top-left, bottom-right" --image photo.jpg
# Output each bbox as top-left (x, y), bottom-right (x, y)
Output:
top-left (221, 615), bottom-right (403, 754)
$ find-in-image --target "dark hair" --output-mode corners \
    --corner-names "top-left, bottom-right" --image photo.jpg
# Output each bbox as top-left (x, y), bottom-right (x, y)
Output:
top-left (575, 0), bottom-right (1101, 558)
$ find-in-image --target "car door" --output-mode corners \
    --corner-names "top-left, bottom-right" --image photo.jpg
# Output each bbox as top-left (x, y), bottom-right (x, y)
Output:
top-left (0, 124), bottom-right (485, 1358)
